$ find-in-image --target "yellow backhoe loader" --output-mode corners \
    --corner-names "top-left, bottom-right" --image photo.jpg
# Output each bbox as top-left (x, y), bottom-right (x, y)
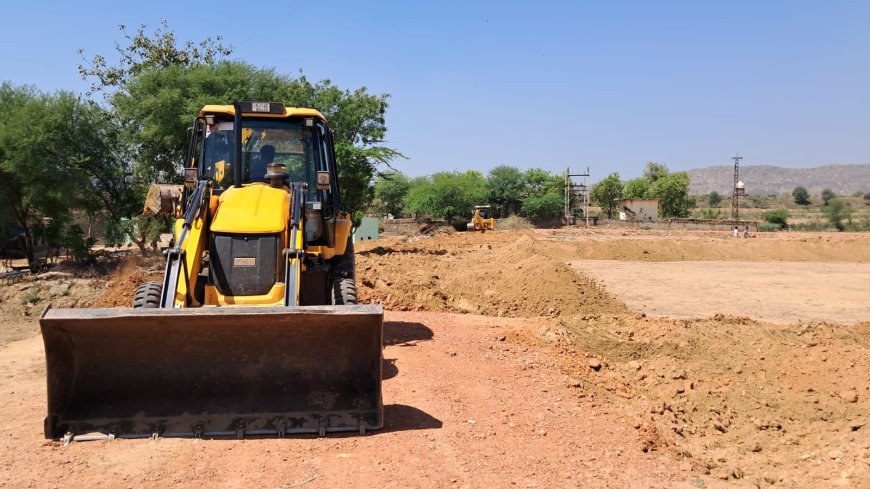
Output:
top-left (467, 205), bottom-right (495, 232)
top-left (40, 102), bottom-right (383, 442)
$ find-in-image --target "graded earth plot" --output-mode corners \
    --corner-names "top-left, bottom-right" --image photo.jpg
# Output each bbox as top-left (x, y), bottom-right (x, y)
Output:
top-left (569, 260), bottom-right (870, 324)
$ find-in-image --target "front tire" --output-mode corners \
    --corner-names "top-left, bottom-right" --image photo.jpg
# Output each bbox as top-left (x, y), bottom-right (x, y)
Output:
top-left (332, 276), bottom-right (358, 305)
top-left (133, 281), bottom-right (162, 308)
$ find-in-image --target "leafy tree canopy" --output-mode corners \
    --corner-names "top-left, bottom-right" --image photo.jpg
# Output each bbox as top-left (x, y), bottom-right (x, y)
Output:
top-left (373, 171), bottom-right (410, 217)
top-left (822, 199), bottom-right (851, 231)
top-left (623, 177), bottom-right (651, 199)
top-left (650, 171), bottom-right (692, 218)
top-left (762, 208), bottom-right (788, 229)
top-left (486, 165), bottom-right (525, 217)
top-left (591, 172), bottom-right (623, 218)
top-left (0, 82), bottom-right (129, 267)
top-left (521, 192), bottom-right (564, 220)
top-left (643, 162), bottom-right (669, 184)
top-left (707, 191), bottom-right (722, 207)
top-left (792, 186), bottom-right (810, 205)
top-left (78, 19), bottom-right (233, 96)
top-left (404, 171), bottom-right (487, 222)
top-left (80, 22), bottom-right (400, 221)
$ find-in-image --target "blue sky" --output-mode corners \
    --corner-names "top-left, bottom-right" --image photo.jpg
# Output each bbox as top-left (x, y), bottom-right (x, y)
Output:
top-left (1, 0), bottom-right (868, 182)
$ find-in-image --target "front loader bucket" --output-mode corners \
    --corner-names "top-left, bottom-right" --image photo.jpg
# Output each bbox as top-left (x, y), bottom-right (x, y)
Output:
top-left (40, 305), bottom-right (383, 440)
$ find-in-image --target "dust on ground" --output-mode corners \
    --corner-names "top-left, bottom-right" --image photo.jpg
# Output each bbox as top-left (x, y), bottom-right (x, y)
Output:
top-left (0, 228), bottom-right (867, 488)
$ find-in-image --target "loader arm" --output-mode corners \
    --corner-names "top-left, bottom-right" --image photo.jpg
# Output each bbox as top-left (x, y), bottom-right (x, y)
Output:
top-left (284, 181), bottom-right (306, 306)
top-left (162, 179), bottom-right (211, 308)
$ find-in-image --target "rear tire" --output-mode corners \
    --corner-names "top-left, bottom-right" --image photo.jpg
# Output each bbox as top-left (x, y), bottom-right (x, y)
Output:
top-left (133, 281), bottom-right (162, 308)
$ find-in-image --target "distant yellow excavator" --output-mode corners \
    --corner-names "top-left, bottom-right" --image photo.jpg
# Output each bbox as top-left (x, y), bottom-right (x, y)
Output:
top-left (467, 205), bottom-right (495, 232)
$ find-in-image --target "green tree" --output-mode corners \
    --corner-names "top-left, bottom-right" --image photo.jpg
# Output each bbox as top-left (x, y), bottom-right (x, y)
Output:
top-left (112, 62), bottom-right (398, 219)
top-left (864, 193), bottom-right (870, 205)
top-left (82, 22), bottom-right (400, 222)
top-left (707, 191), bottom-right (722, 207)
top-left (521, 192), bottom-right (564, 220)
top-left (821, 188), bottom-right (835, 206)
top-left (623, 177), bottom-right (651, 199)
top-left (373, 171), bottom-right (410, 217)
top-left (822, 199), bottom-right (851, 231)
top-left (486, 165), bottom-right (525, 217)
top-left (792, 186), bottom-right (810, 205)
top-left (650, 172), bottom-right (692, 218)
top-left (0, 83), bottom-right (128, 269)
top-left (404, 171), bottom-right (488, 222)
top-left (761, 208), bottom-right (789, 229)
top-left (523, 168), bottom-right (563, 196)
top-left (78, 20), bottom-right (232, 96)
top-left (590, 173), bottom-right (623, 218)
top-left (519, 168), bottom-right (565, 219)
top-left (643, 162), bottom-right (669, 184)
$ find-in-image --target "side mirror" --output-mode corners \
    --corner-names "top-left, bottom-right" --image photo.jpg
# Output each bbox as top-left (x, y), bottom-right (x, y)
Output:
top-left (316, 171), bottom-right (330, 190)
top-left (184, 167), bottom-right (199, 189)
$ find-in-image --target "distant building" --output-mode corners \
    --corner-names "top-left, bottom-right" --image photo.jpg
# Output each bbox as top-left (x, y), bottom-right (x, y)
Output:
top-left (352, 217), bottom-right (380, 242)
top-left (619, 198), bottom-right (659, 222)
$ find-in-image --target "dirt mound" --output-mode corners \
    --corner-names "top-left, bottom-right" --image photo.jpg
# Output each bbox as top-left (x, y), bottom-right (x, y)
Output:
top-left (356, 233), bottom-right (627, 318)
top-left (90, 254), bottom-right (164, 308)
top-left (512, 312), bottom-right (870, 486)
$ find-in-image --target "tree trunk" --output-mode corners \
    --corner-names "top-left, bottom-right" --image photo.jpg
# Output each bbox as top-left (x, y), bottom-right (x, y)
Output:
top-left (21, 225), bottom-right (36, 272)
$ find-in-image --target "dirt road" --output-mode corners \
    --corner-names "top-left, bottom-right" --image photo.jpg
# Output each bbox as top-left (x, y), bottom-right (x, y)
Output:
top-left (0, 312), bottom-right (692, 489)
top-left (0, 228), bottom-right (867, 488)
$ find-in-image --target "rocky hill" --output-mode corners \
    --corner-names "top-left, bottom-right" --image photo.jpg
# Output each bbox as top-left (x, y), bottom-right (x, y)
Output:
top-left (686, 164), bottom-right (870, 196)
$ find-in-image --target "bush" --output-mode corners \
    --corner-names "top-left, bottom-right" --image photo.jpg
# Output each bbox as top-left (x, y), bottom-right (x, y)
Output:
top-left (790, 220), bottom-right (827, 232)
top-left (521, 192), bottom-right (564, 220)
top-left (822, 199), bottom-right (851, 231)
top-left (21, 286), bottom-right (41, 305)
top-left (758, 223), bottom-right (782, 232)
top-left (63, 224), bottom-right (97, 263)
top-left (498, 215), bottom-right (533, 230)
top-left (792, 186), bottom-right (810, 205)
top-left (697, 208), bottom-right (722, 219)
top-left (761, 209), bottom-right (788, 229)
top-left (707, 191), bottom-right (722, 207)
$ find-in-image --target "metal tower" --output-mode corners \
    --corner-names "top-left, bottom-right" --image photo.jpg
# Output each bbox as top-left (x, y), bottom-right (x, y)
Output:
top-left (731, 154), bottom-right (743, 224)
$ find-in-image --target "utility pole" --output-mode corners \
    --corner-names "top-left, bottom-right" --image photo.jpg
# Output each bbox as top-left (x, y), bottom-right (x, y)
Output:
top-left (731, 154), bottom-right (744, 225)
top-left (565, 167), bottom-right (590, 226)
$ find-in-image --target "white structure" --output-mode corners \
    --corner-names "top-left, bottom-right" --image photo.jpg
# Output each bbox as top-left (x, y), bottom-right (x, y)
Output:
top-left (352, 217), bottom-right (379, 243)
top-left (619, 198), bottom-right (658, 222)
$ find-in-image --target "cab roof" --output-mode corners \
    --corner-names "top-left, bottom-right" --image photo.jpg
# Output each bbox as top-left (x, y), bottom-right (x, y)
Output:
top-left (199, 104), bottom-right (326, 120)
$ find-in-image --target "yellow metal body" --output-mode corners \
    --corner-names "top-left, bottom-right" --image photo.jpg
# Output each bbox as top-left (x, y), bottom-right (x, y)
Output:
top-left (172, 183), bottom-right (352, 307)
top-left (471, 205), bottom-right (495, 232)
top-left (38, 103), bottom-right (383, 441)
top-left (200, 104), bottom-right (325, 120)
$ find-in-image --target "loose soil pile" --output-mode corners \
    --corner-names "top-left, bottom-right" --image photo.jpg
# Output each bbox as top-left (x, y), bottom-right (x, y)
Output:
top-left (356, 233), bottom-right (627, 318)
top-left (89, 254), bottom-right (164, 308)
